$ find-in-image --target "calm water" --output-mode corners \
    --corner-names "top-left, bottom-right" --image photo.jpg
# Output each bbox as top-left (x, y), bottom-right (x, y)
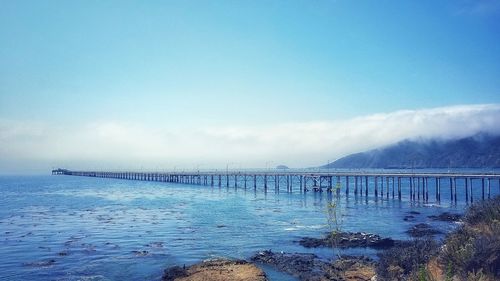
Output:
top-left (0, 174), bottom-right (498, 280)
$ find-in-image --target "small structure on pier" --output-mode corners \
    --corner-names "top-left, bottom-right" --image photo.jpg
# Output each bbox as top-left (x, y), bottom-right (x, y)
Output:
top-left (52, 168), bottom-right (69, 175)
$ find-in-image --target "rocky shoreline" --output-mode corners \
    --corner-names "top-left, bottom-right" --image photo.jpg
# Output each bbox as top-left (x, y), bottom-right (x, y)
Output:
top-left (160, 207), bottom-right (500, 281)
top-left (427, 212), bottom-right (462, 222)
top-left (405, 223), bottom-right (443, 238)
top-left (298, 231), bottom-right (396, 249)
top-left (251, 250), bottom-right (376, 281)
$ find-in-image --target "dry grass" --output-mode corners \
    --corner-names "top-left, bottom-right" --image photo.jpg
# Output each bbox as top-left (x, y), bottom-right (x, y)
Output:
top-left (376, 196), bottom-right (500, 281)
top-left (438, 196), bottom-right (500, 281)
top-left (376, 239), bottom-right (439, 280)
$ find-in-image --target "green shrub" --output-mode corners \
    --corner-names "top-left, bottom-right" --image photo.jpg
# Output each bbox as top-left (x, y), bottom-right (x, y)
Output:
top-left (464, 196), bottom-right (500, 226)
top-left (439, 196), bottom-right (500, 280)
top-left (377, 239), bottom-right (439, 281)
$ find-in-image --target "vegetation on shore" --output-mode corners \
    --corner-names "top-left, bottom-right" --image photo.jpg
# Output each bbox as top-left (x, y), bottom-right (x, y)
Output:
top-left (438, 196), bottom-right (500, 281)
top-left (377, 238), bottom-right (439, 280)
top-left (325, 181), bottom-right (344, 259)
top-left (377, 196), bottom-right (500, 281)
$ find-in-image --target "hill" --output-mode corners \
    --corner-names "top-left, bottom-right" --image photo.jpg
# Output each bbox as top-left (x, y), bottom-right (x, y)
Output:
top-left (325, 134), bottom-right (500, 169)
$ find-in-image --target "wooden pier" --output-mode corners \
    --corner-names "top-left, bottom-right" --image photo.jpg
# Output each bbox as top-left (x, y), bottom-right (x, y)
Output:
top-left (52, 169), bottom-right (500, 204)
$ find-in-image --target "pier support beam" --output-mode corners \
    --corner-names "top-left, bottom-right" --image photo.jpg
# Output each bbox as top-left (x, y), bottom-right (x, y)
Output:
top-left (488, 178), bottom-right (491, 199)
top-left (482, 178), bottom-right (485, 200)
top-left (425, 178), bottom-right (429, 202)
top-left (410, 177), bottom-right (413, 201)
top-left (346, 176), bottom-right (349, 195)
top-left (365, 176), bottom-right (368, 196)
top-left (397, 177), bottom-right (401, 200)
top-left (465, 178), bottom-right (469, 203)
top-left (471, 179), bottom-right (474, 203)
top-left (354, 176), bottom-right (358, 195)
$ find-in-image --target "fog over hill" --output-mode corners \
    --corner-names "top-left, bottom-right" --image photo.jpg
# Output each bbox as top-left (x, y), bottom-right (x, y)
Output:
top-left (324, 134), bottom-right (500, 169)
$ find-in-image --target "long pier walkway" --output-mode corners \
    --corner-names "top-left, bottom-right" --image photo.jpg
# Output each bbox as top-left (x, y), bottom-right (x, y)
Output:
top-left (52, 169), bottom-right (500, 204)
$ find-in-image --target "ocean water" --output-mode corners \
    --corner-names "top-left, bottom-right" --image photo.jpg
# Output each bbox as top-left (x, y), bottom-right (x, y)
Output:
top-left (0, 174), bottom-right (498, 281)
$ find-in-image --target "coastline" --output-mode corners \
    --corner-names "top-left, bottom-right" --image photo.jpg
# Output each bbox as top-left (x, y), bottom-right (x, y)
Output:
top-left (163, 197), bottom-right (498, 281)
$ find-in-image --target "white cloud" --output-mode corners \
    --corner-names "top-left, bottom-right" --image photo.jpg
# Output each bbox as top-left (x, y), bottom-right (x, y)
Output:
top-left (1, 104), bottom-right (499, 173)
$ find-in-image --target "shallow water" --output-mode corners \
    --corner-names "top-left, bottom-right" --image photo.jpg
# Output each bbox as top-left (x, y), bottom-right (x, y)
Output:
top-left (0, 174), bottom-right (498, 280)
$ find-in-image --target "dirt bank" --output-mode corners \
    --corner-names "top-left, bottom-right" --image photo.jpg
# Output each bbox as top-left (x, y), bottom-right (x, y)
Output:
top-left (162, 258), bottom-right (268, 281)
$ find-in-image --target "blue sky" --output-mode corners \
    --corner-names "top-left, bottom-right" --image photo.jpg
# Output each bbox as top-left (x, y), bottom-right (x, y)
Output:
top-left (1, 0), bottom-right (500, 172)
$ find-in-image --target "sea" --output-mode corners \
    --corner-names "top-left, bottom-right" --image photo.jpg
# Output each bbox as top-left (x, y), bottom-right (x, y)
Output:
top-left (0, 171), bottom-right (499, 280)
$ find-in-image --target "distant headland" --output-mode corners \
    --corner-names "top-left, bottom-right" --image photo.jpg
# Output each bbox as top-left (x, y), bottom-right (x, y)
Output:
top-left (323, 134), bottom-right (500, 169)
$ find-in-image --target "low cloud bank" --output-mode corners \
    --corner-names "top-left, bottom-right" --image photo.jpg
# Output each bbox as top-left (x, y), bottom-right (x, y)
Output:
top-left (1, 104), bottom-right (499, 173)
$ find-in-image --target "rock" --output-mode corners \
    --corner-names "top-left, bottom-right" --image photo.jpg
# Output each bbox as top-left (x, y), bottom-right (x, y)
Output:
top-left (162, 258), bottom-right (267, 281)
top-left (332, 256), bottom-right (377, 281)
top-left (163, 266), bottom-right (188, 281)
top-left (298, 237), bottom-right (324, 248)
top-left (427, 212), bottom-right (462, 222)
top-left (403, 215), bottom-right (415, 221)
top-left (406, 223), bottom-right (442, 238)
top-left (132, 250), bottom-right (150, 256)
top-left (407, 211), bottom-right (421, 215)
top-left (251, 250), bottom-right (318, 279)
top-left (146, 242), bottom-right (164, 248)
top-left (23, 259), bottom-right (56, 267)
top-left (251, 250), bottom-right (376, 281)
top-left (299, 232), bottom-right (396, 249)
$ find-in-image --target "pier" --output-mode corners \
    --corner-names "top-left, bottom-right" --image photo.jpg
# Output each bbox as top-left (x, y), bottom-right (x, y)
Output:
top-left (52, 169), bottom-right (500, 204)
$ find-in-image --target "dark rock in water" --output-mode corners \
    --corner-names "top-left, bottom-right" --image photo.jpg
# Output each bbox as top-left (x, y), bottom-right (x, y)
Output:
top-left (23, 259), bottom-right (56, 267)
top-left (298, 237), bottom-right (324, 248)
top-left (57, 251), bottom-right (68, 256)
top-left (408, 211), bottom-right (421, 215)
top-left (428, 212), bottom-right (462, 222)
top-left (146, 242), bottom-right (164, 248)
top-left (38, 246), bottom-right (51, 251)
top-left (163, 265), bottom-right (188, 281)
top-left (252, 250), bottom-right (318, 279)
top-left (403, 215), bottom-right (415, 221)
top-left (132, 250), bottom-right (150, 256)
top-left (406, 223), bottom-right (443, 238)
top-left (299, 232), bottom-right (396, 249)
top-left (251, 250), bottom-right (376, 281)
top-left (163, 258), bottom-right (267, 281)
